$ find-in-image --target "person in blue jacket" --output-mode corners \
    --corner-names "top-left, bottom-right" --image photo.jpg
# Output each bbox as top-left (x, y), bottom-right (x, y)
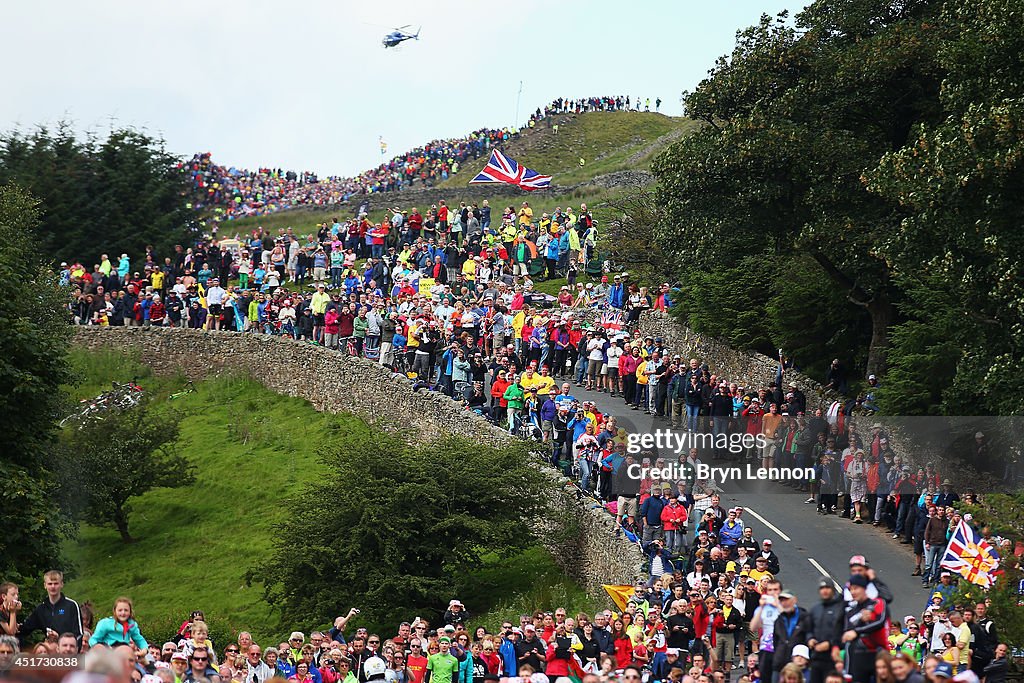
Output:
top-left (608, 276), bottom-right (625, 309)
top-left (90, 597), bottom-right (149, 649)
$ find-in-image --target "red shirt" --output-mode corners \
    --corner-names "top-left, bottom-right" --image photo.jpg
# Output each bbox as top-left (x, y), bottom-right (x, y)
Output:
top-left (613, 636), bottom-right (633, 669)
top-left (406, 654), bottom-right (427, 683)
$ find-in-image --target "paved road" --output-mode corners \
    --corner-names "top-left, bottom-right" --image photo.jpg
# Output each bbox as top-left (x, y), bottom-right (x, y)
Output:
top-left (573, 385), bottom-right (925, 620)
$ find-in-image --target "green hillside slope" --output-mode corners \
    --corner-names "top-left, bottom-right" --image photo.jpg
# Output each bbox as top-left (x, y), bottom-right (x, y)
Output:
top-left (60, 349), bottom-right (595, 644)
top-left (438, 111), bottom-right (694, 188)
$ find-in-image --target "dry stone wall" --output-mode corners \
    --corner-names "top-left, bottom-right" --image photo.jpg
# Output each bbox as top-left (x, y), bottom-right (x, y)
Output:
top-left (70, 326), bottom-right (645, 595)
top-left (615, 312), bottom-right (972, 486)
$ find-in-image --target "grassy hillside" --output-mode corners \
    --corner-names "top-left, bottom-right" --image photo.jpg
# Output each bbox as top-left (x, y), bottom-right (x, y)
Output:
top-left (61, 349), bottom-right (598, 644)
top-left (217, 111), bottom-right (692, 237)
top-left (438, 111), bottom-right (695, 188)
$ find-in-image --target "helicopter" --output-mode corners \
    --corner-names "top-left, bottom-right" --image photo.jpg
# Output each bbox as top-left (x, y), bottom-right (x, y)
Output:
top-left (382, 25), bottom-right (420, 48)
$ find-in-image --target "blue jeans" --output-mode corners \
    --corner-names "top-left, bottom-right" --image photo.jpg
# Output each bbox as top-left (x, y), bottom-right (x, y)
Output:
top-left (924, 544), bottom-right (944, 582)
top-left (576, 358), bottom-right (589, 384)
top-left (664, 529), bottom-right (685, 555)
top-left (330, 267), bottom-right (343, 288)
top-left (578, 457), bottom-right (592, 490)
top-left (686, 405), bottom-right (700, 432)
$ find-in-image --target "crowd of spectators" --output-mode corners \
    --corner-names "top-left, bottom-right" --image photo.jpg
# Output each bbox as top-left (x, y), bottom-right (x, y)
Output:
top-left (182, 95), bottom-right (663, 221)
top-left (0, 558), bottom-right (1011, 683)
top-left (185, 126), bottom-right (511, 221)
top-left (47, 194), bottom-right (1019, 683)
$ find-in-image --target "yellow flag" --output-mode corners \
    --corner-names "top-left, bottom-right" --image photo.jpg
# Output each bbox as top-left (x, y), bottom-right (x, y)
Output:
top-left (602, 584), bottom-right (635, 612)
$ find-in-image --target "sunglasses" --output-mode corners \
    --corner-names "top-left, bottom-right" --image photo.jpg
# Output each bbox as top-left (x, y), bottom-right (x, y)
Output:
top-left (193, 657), bottom-right (208, 662)
top-left (226, 649), bottom-right (239, 654)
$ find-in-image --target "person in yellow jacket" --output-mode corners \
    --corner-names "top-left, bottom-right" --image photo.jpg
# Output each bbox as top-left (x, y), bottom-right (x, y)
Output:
top-left (461, 256), bottom-right (478, 282)
top-left (568, 227), bottom-right (581, 264)
top-left (538, 213), bottom-right (552, 234)
top-left (501, 221), bottom-right (518, 245)
top-left (518, 201), bottom-right (534, 226)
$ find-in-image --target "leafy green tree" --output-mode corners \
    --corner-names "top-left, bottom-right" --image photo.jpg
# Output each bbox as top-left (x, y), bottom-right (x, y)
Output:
top-left (0, 183), bottom-right (71, 580)
top-left (653, 2), bottom-right (947, 378)
top-left (867, 0), bottom-right (1024, 417)
top-left (250, 433), bottom-right (551, 632)
top-left (58, 400), bottom-right (192, 543)
top-left (0, 124), bottom-right (195, 265)
top-left (671, 255), bottom-right (775, 353)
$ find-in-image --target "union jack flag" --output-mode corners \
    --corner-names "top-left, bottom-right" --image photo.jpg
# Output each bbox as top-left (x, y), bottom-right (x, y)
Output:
top-left (940, 519), bottom-right (1000, 588)
top-left (600, 309), bottom-right (624, 332)
top-left (469, 149), bottom-right (551, 191)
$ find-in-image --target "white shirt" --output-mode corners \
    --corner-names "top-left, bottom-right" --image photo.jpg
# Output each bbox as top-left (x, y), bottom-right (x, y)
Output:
top-left (206, 286), bottom-right (226, 305)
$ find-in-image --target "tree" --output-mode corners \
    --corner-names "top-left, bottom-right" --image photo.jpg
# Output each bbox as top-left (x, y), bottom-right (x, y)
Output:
top-left (601, 178), bottom-right (673, 284)
top-left (652, 2), bottom-right (947, 378)
top-left (58, 400), bottom-right (192, 542)
top-left (0, 182), bottom-right (72, 580)
top-left (249, 433), bottom-right (551, 632)
top-left (0, 124), bottom-right (195, 264)
top-left (867, 0), bottom-right (1024, 417)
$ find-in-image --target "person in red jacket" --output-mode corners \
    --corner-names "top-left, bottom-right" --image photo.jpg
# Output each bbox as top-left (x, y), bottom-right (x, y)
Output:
top-left (611, 619), bottom-right (633, 669)
top-left (661, 497), bottom-right (689, 556)
top-left (544, 624), bottom-right (573, 677)
top-left (437, 201), bottom-right (449, 235)
top-left (490, 371), bottom-right (511, 425)
top-left (149, 295), bottom-right (166, 326)
top-left (842, 574), bottom-right (889, 683)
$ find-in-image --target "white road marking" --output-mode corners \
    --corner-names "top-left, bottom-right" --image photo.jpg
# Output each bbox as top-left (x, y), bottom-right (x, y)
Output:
top-left (743, 507), bottom-right (792, 542)
top-left (808, 557), bottom-right (843, 591)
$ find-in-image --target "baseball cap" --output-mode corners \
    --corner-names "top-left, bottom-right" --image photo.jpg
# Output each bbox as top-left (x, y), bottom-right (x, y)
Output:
top-left (791, 645), bottom-right (810, 660)
top-left (171, 653), bottom-right (188, 662)
top-left (726, 562), bottom-right (737, 572)
top-left (439, 636), bottom-right (452, 644)
top-left (849, 555), bottom-right (868, 567)
top-left (818, 579), bottom-right (833, 589)
top-left (934, 663), bottom-right (954, 679)
top-left (779, 590), bottom-right (795, 599)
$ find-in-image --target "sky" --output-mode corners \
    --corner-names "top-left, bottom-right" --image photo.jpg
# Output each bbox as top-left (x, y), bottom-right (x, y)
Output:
top-left (3, 0), bottom-right (799, 178)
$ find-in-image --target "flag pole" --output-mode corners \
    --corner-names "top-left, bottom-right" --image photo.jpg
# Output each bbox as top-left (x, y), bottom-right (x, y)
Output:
top-left (515, 81), bottom-right (523, 128)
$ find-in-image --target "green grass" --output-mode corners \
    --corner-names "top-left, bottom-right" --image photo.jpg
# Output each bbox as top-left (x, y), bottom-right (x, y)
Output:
top-left (438, 111), bottom-right (694, 189)
top-left (60, 349), bottom-right (599, 644)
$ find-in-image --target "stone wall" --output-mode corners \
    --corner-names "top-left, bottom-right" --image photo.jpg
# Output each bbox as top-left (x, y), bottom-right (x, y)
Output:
top-left (620, 312), bottom-right (974, 486)
top-left (627, 312), bottom-right (838, 410)
top-left (70, 326), bottom-right (645, 595)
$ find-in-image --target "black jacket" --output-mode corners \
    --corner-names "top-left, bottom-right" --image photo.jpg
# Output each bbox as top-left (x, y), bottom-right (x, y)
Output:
top-left (808, 594), bottom-right (845, 663)
top-left (772, 606), bottom-right (812, 671)
top-left (19, 594), bottom-right (84, 646)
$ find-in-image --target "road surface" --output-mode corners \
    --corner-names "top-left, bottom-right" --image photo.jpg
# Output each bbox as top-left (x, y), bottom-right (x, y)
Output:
top-left (576, 385), bottom-right (925, 620)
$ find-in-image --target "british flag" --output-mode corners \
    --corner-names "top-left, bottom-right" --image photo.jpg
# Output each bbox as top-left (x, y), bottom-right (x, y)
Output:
top-left (600, 309), bottom-right (624, 332)
top-left (469, 149), bottom-right (552, 191)
top-left (940, 519), bottom-right (1001, 588)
